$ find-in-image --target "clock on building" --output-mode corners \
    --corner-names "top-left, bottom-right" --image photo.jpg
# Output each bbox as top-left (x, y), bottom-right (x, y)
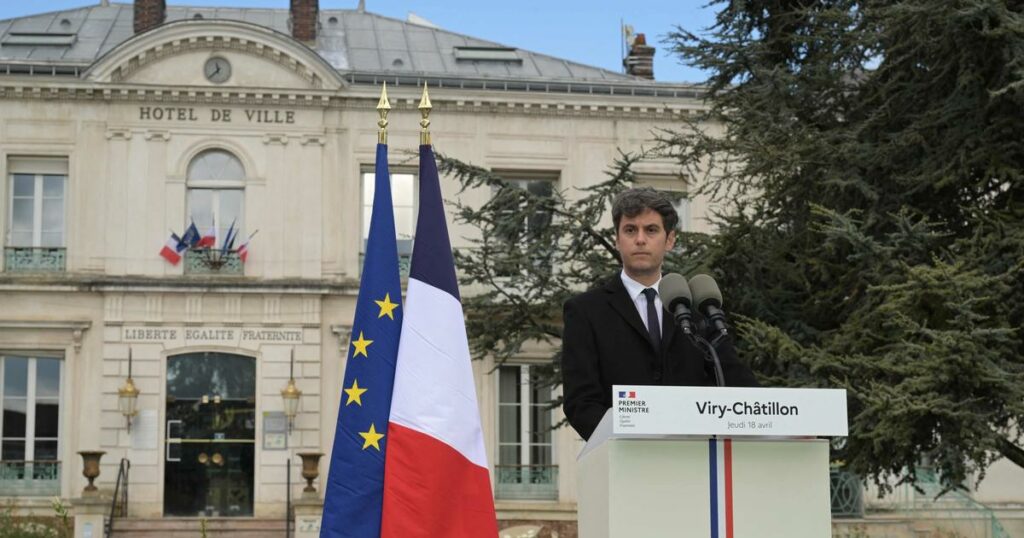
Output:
top-left (203, 57), bottom-right (231, 84)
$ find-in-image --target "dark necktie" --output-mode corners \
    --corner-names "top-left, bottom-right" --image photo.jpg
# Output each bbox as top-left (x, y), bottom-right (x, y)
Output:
top-left (642, 288), bottom-right (661, 351)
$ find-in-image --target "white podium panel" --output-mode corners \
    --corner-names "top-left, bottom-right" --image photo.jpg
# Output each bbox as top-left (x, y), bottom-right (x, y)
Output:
top-left (576, 387), bottom-right (846, 538)
top-left (578, 437), bottom-right (831, 538)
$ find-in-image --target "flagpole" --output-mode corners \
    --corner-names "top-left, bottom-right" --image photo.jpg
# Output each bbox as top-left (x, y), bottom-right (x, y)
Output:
top-left (377, 81), bottom-right (390, 144)
top-left (418, 81), bottom-right (431, 146)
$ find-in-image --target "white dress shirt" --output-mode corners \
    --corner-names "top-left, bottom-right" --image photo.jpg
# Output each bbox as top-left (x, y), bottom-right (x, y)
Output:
top-left (620, 270), bottom-right (663, 334)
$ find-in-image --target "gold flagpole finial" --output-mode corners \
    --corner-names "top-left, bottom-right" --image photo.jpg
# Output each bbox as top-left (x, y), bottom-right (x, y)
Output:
top-left (377, 81), bottom-right (391, 144)
top-left (418, 81), bottom-right (432, 146)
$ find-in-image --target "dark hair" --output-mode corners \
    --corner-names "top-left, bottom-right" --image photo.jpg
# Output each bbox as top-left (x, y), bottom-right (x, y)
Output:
top-left (611, 187), bottom-right (679, 232)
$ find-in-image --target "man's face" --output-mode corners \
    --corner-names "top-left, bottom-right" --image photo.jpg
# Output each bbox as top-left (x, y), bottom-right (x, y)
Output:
top-left (615, 208), bottom-right (676, 282)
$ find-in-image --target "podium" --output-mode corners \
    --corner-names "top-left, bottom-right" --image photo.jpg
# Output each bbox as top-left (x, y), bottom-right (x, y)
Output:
top-left (577, 386), bottom-right (848, 538)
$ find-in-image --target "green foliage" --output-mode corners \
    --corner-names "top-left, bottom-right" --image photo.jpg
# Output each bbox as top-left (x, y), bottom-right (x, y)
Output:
top-left (443, 0), bottom-right (1024, 495)
top-left (49, 498), bottom-right (69, 538)
top-left (0, 502), bottom-right (68, 538)
top-left (662, 0), bottom-right (1024, 493)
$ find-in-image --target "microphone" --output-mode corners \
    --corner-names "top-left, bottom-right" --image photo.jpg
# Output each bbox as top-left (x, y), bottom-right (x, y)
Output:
top-left (658, 273), bottom-right (695, 335)
top-left (666, 273), bottom-right (726, 386)
top-left (688, 274), bottom-right (728, 337)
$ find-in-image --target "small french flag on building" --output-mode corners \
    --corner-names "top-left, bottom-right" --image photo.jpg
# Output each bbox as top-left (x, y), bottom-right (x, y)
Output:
top-left (196, 225), bottom-right (216, 248)
top-left (159, 233), bottom-right (186, 265)
top-left (236, 240), bottom-right (250, 262)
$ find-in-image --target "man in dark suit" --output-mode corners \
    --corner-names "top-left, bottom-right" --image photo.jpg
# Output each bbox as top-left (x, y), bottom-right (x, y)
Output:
top-left (562, 188), bottom-right (758, 440)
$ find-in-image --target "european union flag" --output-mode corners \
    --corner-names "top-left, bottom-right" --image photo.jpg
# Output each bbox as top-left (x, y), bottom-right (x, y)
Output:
top-left (321, 142), bottom-right (403, 537)
top-left (181, 221), bottom-right (200, 248)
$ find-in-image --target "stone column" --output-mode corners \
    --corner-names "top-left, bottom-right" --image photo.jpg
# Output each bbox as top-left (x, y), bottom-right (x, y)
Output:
top-left (293, 498), bottom-right (324, 538)
top-left (71, 496), bottom-right (108, 538)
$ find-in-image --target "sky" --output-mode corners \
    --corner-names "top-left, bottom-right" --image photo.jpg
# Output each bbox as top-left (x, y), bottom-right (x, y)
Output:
top-left (0, 0), bottom-right (718, 83)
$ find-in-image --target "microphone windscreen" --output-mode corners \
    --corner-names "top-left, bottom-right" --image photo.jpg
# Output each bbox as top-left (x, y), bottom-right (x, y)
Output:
top-left (658, 273), bottom-right (692, 309)
top-left (688, 274), bottom-right (723, 310)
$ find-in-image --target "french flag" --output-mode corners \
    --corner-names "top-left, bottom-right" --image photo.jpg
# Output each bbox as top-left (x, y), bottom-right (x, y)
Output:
top-left (381, 144), bottom-right (498, 536)
top-left (237, 240), bottom-right (250, 262)
top-left (159, 233), bottom-right (186, 265)
top-left (196, 225), bottom-right (216, 248)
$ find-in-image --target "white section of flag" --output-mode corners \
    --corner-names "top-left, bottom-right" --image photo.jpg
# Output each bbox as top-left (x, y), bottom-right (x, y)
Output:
top-left (388, 277), bottom-right (488, 469)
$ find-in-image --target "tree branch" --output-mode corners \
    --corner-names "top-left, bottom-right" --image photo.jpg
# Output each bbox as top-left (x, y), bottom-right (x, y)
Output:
top-left (996, 436), bottom-right (1024, 469)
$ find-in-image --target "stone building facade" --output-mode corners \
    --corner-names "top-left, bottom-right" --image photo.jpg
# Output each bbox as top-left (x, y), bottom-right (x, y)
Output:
top-left (0, 2), bottom-right (702, 534)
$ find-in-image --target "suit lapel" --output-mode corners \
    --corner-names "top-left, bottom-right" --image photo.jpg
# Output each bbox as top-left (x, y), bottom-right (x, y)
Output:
top-left (605, 276), bottom-right (655, 351)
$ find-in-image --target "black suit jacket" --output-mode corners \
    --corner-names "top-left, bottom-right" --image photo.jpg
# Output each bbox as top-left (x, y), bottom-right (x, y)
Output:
top-left (561, 275), bottom-right (759, 440)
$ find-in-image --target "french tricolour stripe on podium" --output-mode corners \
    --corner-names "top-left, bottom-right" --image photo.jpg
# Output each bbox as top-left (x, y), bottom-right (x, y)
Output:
top-left (380, 144), bottom-right (498, 537)
top-left (709, 438), bottom-right (735, 538)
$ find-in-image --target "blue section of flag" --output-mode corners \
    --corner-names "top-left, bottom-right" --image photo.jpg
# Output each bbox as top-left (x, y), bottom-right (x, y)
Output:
top-left (618, 391), bottom-right (626, 398)
top-left (181, 221), bottom-right (200, 248)
top-left (709, 439), bottom-right (719, 538)
top-left (408, 145), bottom-right (460, 300)
top-left (320, 143), bottom-right (403, 538)
top-left (221, 220), bottom-right (236, 256)
top-left (170, 233), bottom-right (186, 253)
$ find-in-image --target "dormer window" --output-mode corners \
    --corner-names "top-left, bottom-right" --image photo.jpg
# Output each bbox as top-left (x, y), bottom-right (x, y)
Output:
top-left (453, 47), bottom-right (522, 63)
top-left (1, 33), bottom-right (76, 47)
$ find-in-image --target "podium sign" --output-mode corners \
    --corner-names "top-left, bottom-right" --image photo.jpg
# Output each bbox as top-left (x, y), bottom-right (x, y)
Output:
top-left (578, 386), bottom-right (846, 537)
top-left (612, 385), bottom-right (848, 437)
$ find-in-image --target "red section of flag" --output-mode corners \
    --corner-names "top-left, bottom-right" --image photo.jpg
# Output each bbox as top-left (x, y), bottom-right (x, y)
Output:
top-left (196, 226), bottom-right (216, 248)
top-left (629, 391), bottom-right (636, 398)
top-left (381, 422), bottom-right (498, 538)
top-left (159, 236), bottom-right (182, 265)
top-left (725, 439), bottom-right (734, 538)
top-left (237, 241), bottom-right (249, 262)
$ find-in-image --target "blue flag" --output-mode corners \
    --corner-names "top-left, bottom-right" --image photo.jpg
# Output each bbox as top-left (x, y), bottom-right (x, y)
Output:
top-left (320, 143), bottom-right (403, 537)
top-left (221, 219), bottom-right (237, 256)
top-left (181, 221), bottom-right (200, 249)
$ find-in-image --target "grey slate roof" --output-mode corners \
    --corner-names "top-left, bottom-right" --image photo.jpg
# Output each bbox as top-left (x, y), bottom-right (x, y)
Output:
top-left (0, 2), bottom-right (638, 83)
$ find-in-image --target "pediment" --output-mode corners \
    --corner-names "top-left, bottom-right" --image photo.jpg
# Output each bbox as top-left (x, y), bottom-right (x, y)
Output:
top-left (84, 20), bottom-right (345, 91)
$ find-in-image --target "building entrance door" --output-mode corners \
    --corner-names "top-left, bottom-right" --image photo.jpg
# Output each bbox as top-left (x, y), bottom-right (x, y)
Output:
top-left (164, 352), bottom-right (256, 517)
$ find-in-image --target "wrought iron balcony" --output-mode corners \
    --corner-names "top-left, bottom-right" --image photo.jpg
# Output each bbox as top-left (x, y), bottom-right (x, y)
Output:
top-left (3, 247), bottom-right (65, 272)
top-left (495, 464), bottom-right (558, 501)
top-left (0, 460), bottom-right (61, 496)
top-left (184, 249), bottom-right (243, 275)
top-left (830, 465), bottom-right (864, 518)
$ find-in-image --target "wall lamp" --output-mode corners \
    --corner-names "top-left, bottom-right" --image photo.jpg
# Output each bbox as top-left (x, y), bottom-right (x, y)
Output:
top-left (117, 347), bottom-right (140, 432)
top-left (281, 348), bottom-right (302, 434)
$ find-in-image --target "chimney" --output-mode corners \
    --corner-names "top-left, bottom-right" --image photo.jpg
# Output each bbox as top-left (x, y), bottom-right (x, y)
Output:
top-left (133, 0), bottom-right (166, 34)
top-left (290, 0), bottom-right (319, 43)
top-left (623, 33), bottom-right (655, 80)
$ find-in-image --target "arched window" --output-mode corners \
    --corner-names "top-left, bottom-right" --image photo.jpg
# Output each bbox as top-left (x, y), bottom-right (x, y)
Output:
top-left (186, 149), bottom-right (245, 248)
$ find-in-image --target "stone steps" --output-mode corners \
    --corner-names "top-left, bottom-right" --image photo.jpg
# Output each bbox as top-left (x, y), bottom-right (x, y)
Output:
top-left (110, 517), bottom-right (289, 538)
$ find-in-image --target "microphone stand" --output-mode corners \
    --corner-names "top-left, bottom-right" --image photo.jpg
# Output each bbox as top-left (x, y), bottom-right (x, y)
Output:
top-left (670, 302), bottom-right (728, 387)
top-left (688, 333), bottom-right (726, 388)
